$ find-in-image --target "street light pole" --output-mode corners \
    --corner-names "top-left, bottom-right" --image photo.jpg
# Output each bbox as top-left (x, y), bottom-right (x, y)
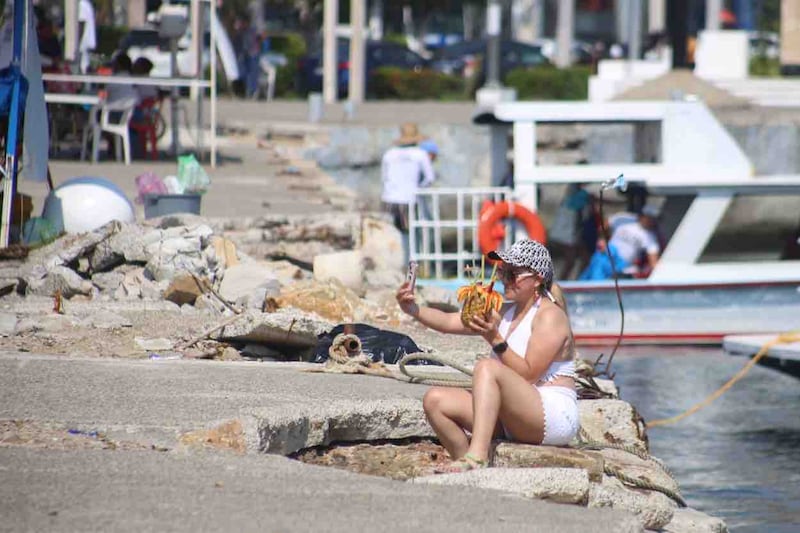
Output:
top-left (322, 0), bottom-right (338, 104)
top-left (485, 0), bottom-right (502, 88)
top-left (348, 0), bottom-right (366, 104)
top-left (555, 0), bottom-right (574, 68)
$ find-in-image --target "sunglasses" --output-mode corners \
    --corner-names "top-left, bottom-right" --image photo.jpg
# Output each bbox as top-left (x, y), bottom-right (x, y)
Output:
top-left (497, 268), bottom-right (537, 284)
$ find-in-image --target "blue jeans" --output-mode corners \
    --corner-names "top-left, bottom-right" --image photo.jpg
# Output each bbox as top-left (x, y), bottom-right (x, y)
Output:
top-left (579, 244), bottom-right (629, 281)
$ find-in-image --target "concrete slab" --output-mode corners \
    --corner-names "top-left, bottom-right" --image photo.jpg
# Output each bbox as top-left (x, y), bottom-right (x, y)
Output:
top-left (0, 448), bottom-right (641, 533)
top-left (0, 353), bottom-right (642, 532)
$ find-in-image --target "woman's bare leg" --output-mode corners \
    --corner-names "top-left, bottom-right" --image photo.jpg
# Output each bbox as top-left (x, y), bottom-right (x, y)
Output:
top-left (422, 387), bottom-right (475, 459)
top-left (467, 358), bottom-right (545, 461)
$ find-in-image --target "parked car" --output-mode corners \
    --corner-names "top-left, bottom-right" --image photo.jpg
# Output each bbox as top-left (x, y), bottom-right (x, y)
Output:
top-left (296, 39), bottom-right (428, 97)
top-left (430, 39), bottom-right (549, 79)
top-left (531, 38), bottom-right (594, 65)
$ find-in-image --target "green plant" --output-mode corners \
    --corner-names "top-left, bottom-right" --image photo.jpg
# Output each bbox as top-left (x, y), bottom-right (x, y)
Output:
top-left (95, 25), bottom-right (129, 60)
top-left (749, 56), bottom-right (781, 77)
top-left (383, 33), bottom-right (408, 48)
top-left (369, 67), bottom-right (465, 100)
top-left (268, 32), bottom-right (307, 98)
top-left (504, 65), bottom-right (590, 100)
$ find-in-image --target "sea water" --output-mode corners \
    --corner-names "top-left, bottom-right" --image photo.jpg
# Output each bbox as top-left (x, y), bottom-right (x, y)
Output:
top-left (607, 346), bottom-right (800, 532)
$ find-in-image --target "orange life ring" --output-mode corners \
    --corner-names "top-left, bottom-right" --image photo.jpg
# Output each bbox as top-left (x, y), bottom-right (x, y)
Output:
top-left (478, 201), bottom-right (547, 256)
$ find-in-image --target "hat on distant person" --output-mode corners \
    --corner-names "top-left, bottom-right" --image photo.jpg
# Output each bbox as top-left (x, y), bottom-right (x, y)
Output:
top-left (394, 123), bottom-right (426, 145)
top-left (488, 238), bottom-right (554, 288)
top-left (641, 204), bottom-right (660, 218)
top-left (419, 139), bottom-right (439, 155)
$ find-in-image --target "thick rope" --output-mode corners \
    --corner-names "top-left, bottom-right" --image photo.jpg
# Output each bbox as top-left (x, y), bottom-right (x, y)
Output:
top-left (398, 352), bottom-right (474, 388)
top-left (647, 331), bottom-right (800, 428)
top-left (605, 462), bottom-right (686, 507)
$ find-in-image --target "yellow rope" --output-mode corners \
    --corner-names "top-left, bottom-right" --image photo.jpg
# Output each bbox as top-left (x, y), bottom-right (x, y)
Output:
top-left (646, 331), bottom-right (800, 428)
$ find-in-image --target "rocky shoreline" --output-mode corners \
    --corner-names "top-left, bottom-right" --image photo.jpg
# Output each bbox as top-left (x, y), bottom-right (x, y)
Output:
top-left (1, 214), bottom-right (727, 532)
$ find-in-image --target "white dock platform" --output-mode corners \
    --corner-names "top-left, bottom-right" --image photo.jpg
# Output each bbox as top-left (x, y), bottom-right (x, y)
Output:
top-left (723, 334), bottom-right (800, 378)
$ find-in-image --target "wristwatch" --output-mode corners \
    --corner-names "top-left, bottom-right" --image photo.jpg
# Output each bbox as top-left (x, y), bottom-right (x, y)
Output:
top-left (491, 341), bottom-right (509, 355)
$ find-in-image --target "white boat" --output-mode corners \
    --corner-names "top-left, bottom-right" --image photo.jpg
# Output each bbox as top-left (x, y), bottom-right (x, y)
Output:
top-left (412, 100), bottom-right (800, 345)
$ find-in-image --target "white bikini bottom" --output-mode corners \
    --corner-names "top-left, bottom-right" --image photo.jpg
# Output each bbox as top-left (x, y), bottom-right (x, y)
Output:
top-left (502, 386), bottom-right (579, 446)
top-left (538, 386), bottom-right (580, 445)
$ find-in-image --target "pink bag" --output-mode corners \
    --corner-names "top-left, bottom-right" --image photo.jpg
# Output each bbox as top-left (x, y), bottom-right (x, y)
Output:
top-left (135, 172), bottom-right (168, 204)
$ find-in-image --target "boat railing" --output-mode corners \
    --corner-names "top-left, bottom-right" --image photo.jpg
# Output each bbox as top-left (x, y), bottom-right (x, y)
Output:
top-left (409, 187), bottom-right (513, 280)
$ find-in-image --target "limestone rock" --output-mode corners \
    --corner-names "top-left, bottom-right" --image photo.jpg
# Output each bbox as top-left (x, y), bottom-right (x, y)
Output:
top-left (92, 271), bottom-right (125, 293)
top-left (89, 223), bottom-right (149, 272)
top-left (145, 243), bottom-right (208, 283)
top-left (26, 220), bottom-right (121, 270)
top-left (360, 216), bottom-right (404, 273)
top-left (363, 269), bottom-right (404, 290)
top-left (216, 308), bottom-right (332, 349)
top-left (579, 399), bottom-right (647, 453)
top-left (26, 266), bottom-right (93, 298)
top-left (413, 467), bottom-right (590, 505)
top-left (113, 267), bottom-right (147, 300)
top-left (313, 250), bottom-right (363, 290)
top-left (194, 293), bottom-right (228, 315)
top-left (218, 263), bottom-right (280, 305)
top-left (276, 279), bottom-right (367, 323)
top-left (142, 224), bottom-right (215, 283)
top-left (259, 399), bottom-right (433, 454)
top-left (261, 260), bottom-right (309, 286)
top-left (493, 442), bottom-right (604, 482)
top-left (662, 508), bottom-right (728, 533)
top-left (265, 214), bottom-right (357, 247)
top-left (588, 474), bottom-right (676, 530)
top-left (209, 236), bottom-right (240, 269)
top-left (164, 273), bottom-right (206, 306)
top-left (597, 447), bottom-right (680, 501)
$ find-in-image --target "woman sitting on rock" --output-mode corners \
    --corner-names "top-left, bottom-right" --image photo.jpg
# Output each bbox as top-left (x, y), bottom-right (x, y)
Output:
top-left (395, 239), bottom-right (578, 472)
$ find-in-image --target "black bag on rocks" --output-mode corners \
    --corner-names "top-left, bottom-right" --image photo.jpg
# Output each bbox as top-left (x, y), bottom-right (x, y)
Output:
top-left (313, 323), bottom-right (437, 365)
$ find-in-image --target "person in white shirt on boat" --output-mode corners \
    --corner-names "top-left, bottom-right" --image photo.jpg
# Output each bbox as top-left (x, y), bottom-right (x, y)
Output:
top-left (395, 239), bottom-right (578, 473)
top-left (579, 204), bottom-right (661, 280)
top-left (381, 123), bottom-right (435, 264)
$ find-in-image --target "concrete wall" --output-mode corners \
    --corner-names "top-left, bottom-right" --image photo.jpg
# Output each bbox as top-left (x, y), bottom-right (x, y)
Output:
top-left (309, 118), bottom-right (800, 210)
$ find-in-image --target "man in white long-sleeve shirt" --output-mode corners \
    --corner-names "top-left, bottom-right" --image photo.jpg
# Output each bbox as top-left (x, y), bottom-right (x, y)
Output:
top-left (381, 123), bottom-right (435, 264)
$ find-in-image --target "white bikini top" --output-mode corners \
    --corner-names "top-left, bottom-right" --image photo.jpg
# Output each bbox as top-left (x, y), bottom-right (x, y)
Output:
top-left (494, 299), bottom-right (576, 383)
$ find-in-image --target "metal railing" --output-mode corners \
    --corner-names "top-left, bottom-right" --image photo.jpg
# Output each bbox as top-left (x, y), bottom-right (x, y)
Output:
top-left (408, 187), bottom-right (513, 279)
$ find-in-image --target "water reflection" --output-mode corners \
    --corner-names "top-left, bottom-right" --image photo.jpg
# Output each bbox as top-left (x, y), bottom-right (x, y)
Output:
top-left (607, 347), bottom-right (800, 532)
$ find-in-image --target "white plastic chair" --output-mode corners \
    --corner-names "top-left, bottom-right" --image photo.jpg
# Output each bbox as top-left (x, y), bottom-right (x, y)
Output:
top-left (81, 96), bottom-right (138, 165)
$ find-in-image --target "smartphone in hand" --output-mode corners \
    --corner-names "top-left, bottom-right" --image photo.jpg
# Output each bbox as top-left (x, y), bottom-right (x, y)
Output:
top-left (406, 261), bottom-right (418, 293)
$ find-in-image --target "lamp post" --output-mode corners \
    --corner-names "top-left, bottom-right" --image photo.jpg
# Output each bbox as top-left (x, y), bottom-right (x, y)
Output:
top-left (485, 0), bottom-right (501, 88)
top-left (555, 0), bottom-right (574, 68)
top-left (477, 0), bottom-right (516, 106)
top-left (157, 5), bottom-right (189, 156)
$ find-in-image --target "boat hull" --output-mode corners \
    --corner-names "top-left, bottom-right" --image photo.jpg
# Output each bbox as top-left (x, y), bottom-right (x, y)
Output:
top-left (723, 334), bottom-right (800, 379)
top-left (562, 280), bottom-right (800, 346)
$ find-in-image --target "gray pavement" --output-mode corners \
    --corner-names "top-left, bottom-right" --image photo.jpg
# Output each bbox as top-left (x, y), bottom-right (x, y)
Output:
top-left (0, 353), bottom-right (641, 532)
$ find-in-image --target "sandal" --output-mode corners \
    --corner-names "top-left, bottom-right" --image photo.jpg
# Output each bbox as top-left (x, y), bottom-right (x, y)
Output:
top-left (434, 453), bottom-right (488, 474)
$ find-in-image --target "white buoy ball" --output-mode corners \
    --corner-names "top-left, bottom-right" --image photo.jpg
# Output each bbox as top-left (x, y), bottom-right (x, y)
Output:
top-left (43, 177), bottom-right (135, 234)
